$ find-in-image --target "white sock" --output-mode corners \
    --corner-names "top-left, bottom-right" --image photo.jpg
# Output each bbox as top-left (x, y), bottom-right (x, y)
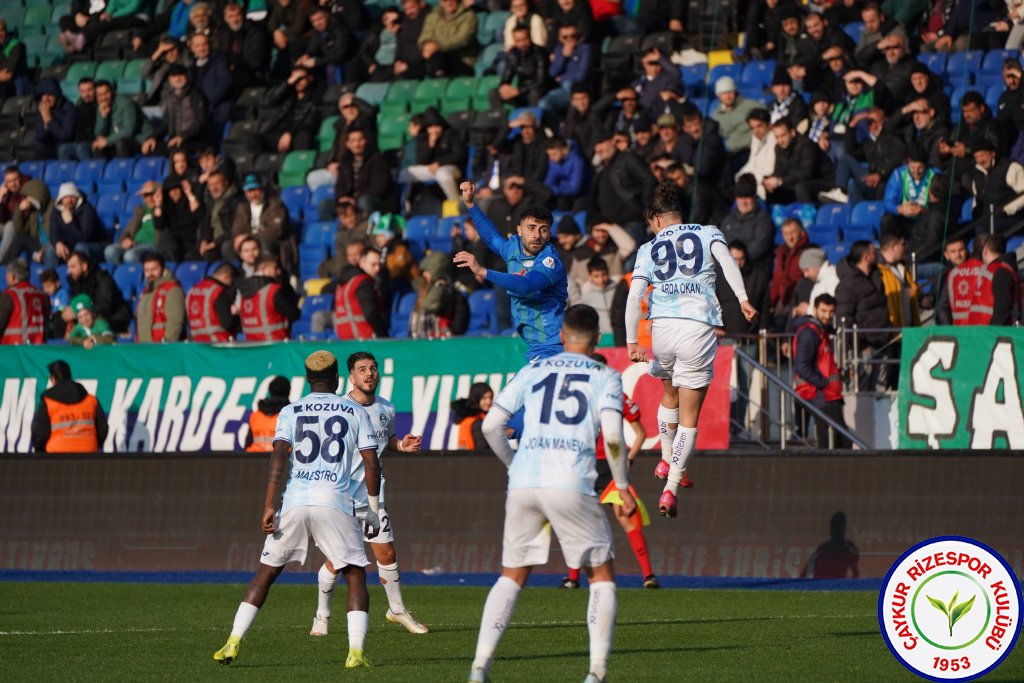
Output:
top-left (378, 561), bottom-right (406, 614)
top-left (347, 610), bottom-right (369, 651)
top-left (587, 581), bottom-right (617, 680)
top-left (471, 576), bottom-right (521, 673)
top-left (656, 405), bottom-right (678, 463)
top-left (665, 427), bottom-right (697, 495)
top-left (317, 564), bottom-right (338, 617)
top-left (230, 602), bottom-right (259, 639)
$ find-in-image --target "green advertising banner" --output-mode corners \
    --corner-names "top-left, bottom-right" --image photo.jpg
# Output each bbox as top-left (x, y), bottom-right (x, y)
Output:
top-left (899, 327), bottom-right (1024, 449)
top-left (0, 338), bottom-right (528, 453)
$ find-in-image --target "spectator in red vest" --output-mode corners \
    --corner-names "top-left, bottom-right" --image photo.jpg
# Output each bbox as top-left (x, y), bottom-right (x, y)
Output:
top-left (969, 234), bottom-right (1020, 326)
top-left (187, 262), bottom-right (239, 342)
top-left (793, 293), bottom-right (850, 448)
top-left (236, 256), bottom-right (300, 341)
top-left (325, 247), bottom-right (389, 339)
top-left (136, 252), bottom-right (186, 342)
top-left (935, 237), bottom-right (968, 325)
top-left (0, 258), bottom-right (49, 345)
top-left (769, 218), bottom-right (814, 328)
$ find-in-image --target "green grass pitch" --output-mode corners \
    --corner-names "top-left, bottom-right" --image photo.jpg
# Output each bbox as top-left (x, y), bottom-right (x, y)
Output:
top-left (1, 582), bottom-right (1022, 681)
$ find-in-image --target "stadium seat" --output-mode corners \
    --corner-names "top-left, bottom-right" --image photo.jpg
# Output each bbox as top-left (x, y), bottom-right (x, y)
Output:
top-left (405, 215), bottom-right (436, 244)
top-left (949, 87), bottom-right (967, 122)
top-left (383, 79), bottom-right (419, 109)
top-left (917, 52), bottom-right (946, 77)
top-left (739, 60), bottom-right (775, 89)
top-left (20, 160), bottom-right (46, 181)
top-left (99, 157), bottom-right (134, 193)
top-left (842, 21), bottom-right (864, 44)
top-left (850, 202), bottom-right (885, 230)
top-left (681, 63), bottom-right (708, 96)
top-left (706, 49), bottom-right (733, 69)
top-left (175, 261), bottom-right (207, 291)
top-left (280, 185), bottom-right (308, 223)
top-left (981, 49), bottom-right (1019, 75)
top-left (97, 192), bottom-right (127, 228)
top-left (945, 50), bottom-right (983, 84)
top-left (65, 61), bottom-right (97, 84)
top-left (113, 263), bottom-right (143, 301)
top-left (479, 11), bottom-right (509, 47)
top-left (466, 289), bottom-right (497, 335)
top-left (807, 225), bottom-right (839, 247)
top-left (388, 291), bottom-right (418, 338)
top-left (977, 72), bottom-right (1005, 89)
top-left (843, 224), bottom-right (877, 243)
top-left (1007, 236), bottom-right (1024, 253)
top-left (960, 197), bottom-right (974, 223)
top-left (771, 203), bottom-right (816, 230)
top-left (278, 150), bottom-right (316, 187)
top-left (301, 294), bottom-right (332, 318)
top-left (299, 244), bottom-right (328, 281)
top-left (824, 243), bottom-right (848, 265)
top-left (132, 156), bottom-right (165, 182)
top-left (72, 158), bottom-right (106, 193)
top-left (23, 4), bottom-right (53, 28)
top-left (354, 82), bottom-right (390, 108)
top-left (43, 160), bottom-right (76, 186)
top-left (302, 221), bottom-right (336, 246)
top-left (445, 76), bottom-right (477, 113)
top-left (317, 115), bottom-right (339, 153)
top-left (94, 60), bottom-right (126, 83)
top-left (304, 278), bottom-right (330, 295)
top-left (123, 58), bottom-right (147, 80)
top-left (985, 85), bottom-right (1003, 111)
top-left (709, 64), bottom-right (742, 91)
top-left (412, 78), bottom-right (449, 114)
top-left (378, 113), bottom-right (410, 152)
top-left (815, 203), bottom-right (851, 228)
top-left (306, 184), bottom-right (335, 217)
top-left (475, 44), bottom-right (505, 79)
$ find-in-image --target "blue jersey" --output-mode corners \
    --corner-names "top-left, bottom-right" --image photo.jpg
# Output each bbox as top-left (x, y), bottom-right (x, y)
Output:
top-left (469, 205), bottom-right (567, 360)
top-left (274, 392), bottom-right (378, 513)
top-left (632, 223), bottom-right (728, 326)
top-left (492, 352), bottom-right (624, 496)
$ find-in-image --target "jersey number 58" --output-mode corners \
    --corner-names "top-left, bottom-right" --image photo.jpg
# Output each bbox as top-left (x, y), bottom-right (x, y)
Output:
top-left (294, 415), bottom-right (349, 464)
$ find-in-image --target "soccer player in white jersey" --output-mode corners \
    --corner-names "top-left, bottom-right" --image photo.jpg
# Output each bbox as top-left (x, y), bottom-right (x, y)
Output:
top-left (310, 351), bottom-right (428, 637)
top-left (468, 304), bottom-right (635, 683)
top-left (213, 351), bottom-right (382, 669)
top-left (625, 183), bottom-right (758, 519)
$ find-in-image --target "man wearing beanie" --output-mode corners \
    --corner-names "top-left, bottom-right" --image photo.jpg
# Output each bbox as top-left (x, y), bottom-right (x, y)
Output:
top-left (767, 68), bottom-right (808, 132)
top-left (793, 247), bottom-right (839, 319)
top-left (880, 144), bottom-right (939, 240)
top-left (711, 76), bottom-right (762, 159)
top-left (965, 135), bottom-right (1024, 236)
top-left (720, 174), bottom-right (774, 269)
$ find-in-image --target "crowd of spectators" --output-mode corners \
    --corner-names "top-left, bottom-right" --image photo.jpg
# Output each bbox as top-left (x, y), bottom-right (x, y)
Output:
top-left (0, 0), bottom-right (1022, 353)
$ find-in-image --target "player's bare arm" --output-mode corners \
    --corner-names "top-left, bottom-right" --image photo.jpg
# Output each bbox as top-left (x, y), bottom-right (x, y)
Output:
top-left (262, 441), bottom-right (290, 534)
top-left (460, 181), bottom-right (476, 208)
top-left (626, 419), bottom-right (646, 463)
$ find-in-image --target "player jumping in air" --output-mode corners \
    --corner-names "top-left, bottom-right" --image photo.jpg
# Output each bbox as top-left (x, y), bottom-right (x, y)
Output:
top-left (453, 181), bottom-right (568, 362)
top-left (214, 351), bottom-right (381, 669)
top-left (469, 304), bottom-right (635, 683)
top-left (310, 351), bottom-right (428, 636)
top-left (626, 183), bottom-right (758, 519)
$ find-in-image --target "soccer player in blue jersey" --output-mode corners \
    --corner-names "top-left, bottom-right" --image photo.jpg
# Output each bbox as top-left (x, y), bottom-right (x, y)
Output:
top-left (310, 351), bottom-right (428, 637)
top-left (213, 351), bottom-right (381, 669)
top-left (625, 184), bottom-right (758, 519)
top-left (453, 181), bottom-right (568, 362)
top-left (468, 304), bottom-right (635, 683)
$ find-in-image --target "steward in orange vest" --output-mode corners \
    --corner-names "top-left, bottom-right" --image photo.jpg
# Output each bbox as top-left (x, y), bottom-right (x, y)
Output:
top-left (245, 376), bottom-right (291, 452)
top-left (330, 248), bottom-right (388, 340)
top-left (187, 263), bottom-right (239, 342)
top-left (237, 256), bottom-right (299, 342)
top-left (31, 360), bottom-right (108, 453)
top-left (946, 257), bottom-right (984, 325)
top-left (136, 253), bottom-right (185, 342)
top-left (0, 259), bottom-right (49, 345)
top-left (449, 382), bottom-right (494, 453)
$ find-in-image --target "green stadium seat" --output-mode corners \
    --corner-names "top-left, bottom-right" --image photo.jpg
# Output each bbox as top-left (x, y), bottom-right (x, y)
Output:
top-left (472, 74), bottom-right (500, 111)
top-left (475, 43), bottom-right (504, 77)
top-left (25, 0), bottom-right (53, 6)
top-left (94, 60), bottom-right (126, 82)
top-left (443, 77), bottom-right (475, 114)
top-left (411, 78), bottom-right (448, 113)
top-left (60, 81), bottom-right (79, 102)
top-left (354, 81), bottom-right (389, 107)
top-left (383, 79), bottom-right (418, 106)
top-left (21, 35), bottom-right (46, 68)
top-left (317, 115), bottom-right (339, 153)
top-left (23, 5), bottom-right (53, 27)
top-left (65, 61), bottom-right (97, 83)
top-left (123, 59), bottom-right (147, 80)
top-left (118, 78), bottom-right (142, 95)
top-left (5, 8), bottom-right (26, 28)
top-left (19, 25), bottom-right (47, 38)
top-left (278, 150), bottom-right (316, 187)
top-left (378, 99), bottom-right (408, 117)
top-left (377, 112), bottom-right (410, 152)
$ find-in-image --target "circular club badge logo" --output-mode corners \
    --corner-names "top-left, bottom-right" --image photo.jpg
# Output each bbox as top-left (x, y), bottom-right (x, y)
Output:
top-left (879, 537), bottom-right (1022, 681)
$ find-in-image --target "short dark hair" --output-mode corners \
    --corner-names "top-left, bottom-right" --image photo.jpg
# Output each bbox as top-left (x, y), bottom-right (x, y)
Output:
top-left (512, 24), bottom-right (530, 34)
top-left (347, 351), bottom-right (377, 372)
top-left (39, 268), bottom-right (59, 284)
top-left (94, 79), bottom-right (114, 93)
top-left (960, 90), bottom-right (985, 109)
top-left (771, 117), bottom-right (794, 130)
top-left (142, 252), bottom-right (166, 267)
top-left (255, 255), bottom-right (280, 270)
top-left (3, 165), bottom-right (19, 176)
top-left (590, 352), bottom-right (608, 364)
top-left (814, 293), bottom-right (837, 308)
top-left (644, 181), bottom-right (682, 222)
top-left (69, 250), bottom-right (91, 267)
top-left (587, 256), bottom-right (609, 273)
top-left (563, 304), bottom-right (600, 337)
top-left (78, 77), bottom-right (94, 87)
top-left (519, 204), bottom-right (553, 226)
top-left (679, 101), bottom-right (702, 122)
top-left (728, 239), bottom-right (748, 255)
top-left (544, 136), bottom-right (568, 150)
top-left (239, 236), bottom-right (261, 251)
top-left (747, 108), bottom-right (770, 124)
top-left (849, 240), bottom-right (874, 264)
top-left (879, 232), bottom-right (904, 249)
top-left (48, 360), bottom-right (72, 382)
top-left (985, 233), bottom-right (1007, 255)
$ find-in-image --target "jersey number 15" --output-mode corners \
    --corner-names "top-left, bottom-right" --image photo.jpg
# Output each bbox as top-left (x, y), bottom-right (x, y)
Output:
top-left (652, 233), bottom-right (704, 280)
top-left (532, 373), bottom-right (590, 425)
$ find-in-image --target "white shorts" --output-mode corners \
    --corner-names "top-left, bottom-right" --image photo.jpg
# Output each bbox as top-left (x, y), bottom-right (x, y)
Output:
top-left (355, 506), bottom-right (395, 544)
top-left (502, 488), bottom-right (613, 569)
top-left (260, 506), bottom-right (369, 569)
top-left (649, 318), bottom-right (717, 389)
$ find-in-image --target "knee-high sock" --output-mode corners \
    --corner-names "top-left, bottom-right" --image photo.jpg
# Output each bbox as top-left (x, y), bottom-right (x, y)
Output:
top-left (471, 576), bottom-right (521, 673)
top-left (378, 561), bottom-right (406, 614)
top-left (568, 567), bottom-right (581, 582)
top-left (587, 581), bottom-right (617, 680)
top-left (657, 405), bottom-right (679, 463)
top-left (347, 610), bottom-right (368, 651)
top-left (627, 527), bottom-right (653, 577)
top-left (665, 427), bottom-right (697, 495)
top-left (317, 564), bottom-right (338, 617)
top-left (230, 602), bottom-right (259, 639)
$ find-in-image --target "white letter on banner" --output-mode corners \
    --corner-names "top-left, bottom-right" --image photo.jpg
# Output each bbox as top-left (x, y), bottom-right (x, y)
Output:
top-left (211, 378), bottom-right (256, 451)
top-left (105, 377), bottom-right (143, 452)
top-left (0, 378), bottom-right (36, 452)
top-left (379, 357), bottom-right (394, 401)
top-left (411, 375), bottom-right (439, 437)
top-left (906, 339), bottom-right (958, 447)
top-left (180, 378), bottom-right (228, 451)
top-left (156, 377), bottom-right (192, 451)
top-left (969, 340), bottom-right (1024, 449)
top-left (129, 379), bottom-right (164, 452)
top-left (429, 374), bottom-right (456, 450)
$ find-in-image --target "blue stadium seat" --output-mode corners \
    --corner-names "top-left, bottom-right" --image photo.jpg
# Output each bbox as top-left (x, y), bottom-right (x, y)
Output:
top-left (355, 82), bottom-right (390, 107)
top-left (466, 289), bottom-right (497, 335)
top-left (850, 201), bottom-right (885, 229)
top-left (307, 184), bottom-right (334, 215)
top-left (299, 244), bottom-right (328, 282)
top-left (1007, 236), bottom-right (1024, 253)
top-left (99, 158), bottom-right (134, 193)
top-left (302, 221), bottom-right (336, 246)
top-left (428, 235), bottom-right (453, 253)
top-left (388, 291), bottom-right (418, 338)
top-left (771, 203), bottom-right (816, 229)
top-left (806, 225), bottom-right (839, 247)
top-left (174, 261), bottom-right (207, 291)
top-left (985, 85), bottom-right (1003, 111)
top-left (132, 156), bottom-right (165, 182)
top-left (300, 294), bottom-right (332, 320)
top-left (917, 52), bottom-right (946, 78)
top-left (291, 318), bottom-right (313, 338)
top-left (709, 64), bottom-right (741, 89)
top-left (949, 87), bottom-right (968, 122)
top-left (981, 49), bottom-right (1019, 74)
top-left (20, 160), bottom-right (45, 180)
top-left (681, 63), bottom-right (708, 97)
top-left (842, 22), bottom-right (864, 44)
top-left (405, 215), bottom-right (436, 249)
top-left (843, 223), bottom-right (877, 243)
top-left (72, 159), bottom-right (106, 193)
top-left (815, 203), bottom-right (851, 228)
top-left (437, 215), bottom-right (460, 240)
top-left (44, 160), bottom-right (76, 187)
top-left (280, 185), bottom-right (308, 223)
top-left (946, 50), bottom-right (984, 83)
top-left (113, 263), bottom-right (143, 301)
top-left (960, 197), bottom-right (974, 223)
top-left (739, 60), bottom-right (775, 89)
top-left (976, 72), bottom-right (1004, 89)
top-left (824, 243), bottom-right (848, 265)
top-left (96, 192), bottom-right (127, 228)
top-left (573, 211), bottom-right (587, 232)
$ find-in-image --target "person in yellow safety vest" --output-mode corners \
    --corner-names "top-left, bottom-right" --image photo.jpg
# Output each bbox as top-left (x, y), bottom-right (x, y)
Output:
top-left (245, 376), bottom-right (291, 452)
top-left (31, 359), bottom-right (108, 453)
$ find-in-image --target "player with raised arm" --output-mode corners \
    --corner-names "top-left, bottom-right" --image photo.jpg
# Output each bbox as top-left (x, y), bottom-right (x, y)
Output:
top-left (213, 351), bottom-right (381, 670)
top-left (468, 305), bottom-right (635, 683)
top-left (626, 183), bottom-right (758, 519)
top-left (453, 181), bottom-right (568, 362)
top-left (310, 351), bottom-right (428, 637)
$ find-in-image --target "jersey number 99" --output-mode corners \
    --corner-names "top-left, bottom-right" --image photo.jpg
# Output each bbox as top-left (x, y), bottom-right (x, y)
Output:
top-left (294, 415), bottom-right (349, 464)
top-left (652, 233), bottom-right (703, 280)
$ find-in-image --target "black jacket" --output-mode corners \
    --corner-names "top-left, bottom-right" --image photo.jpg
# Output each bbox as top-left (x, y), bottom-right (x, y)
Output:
top-left (720, 204), bottom-right (775, 268)
top-left (497, 136), bottom-right (548, 185)
top-left (834, 258), bottom-right (891, 347)
top-left (152, 83), bottom-right (210, 144)
top-left (69, 267), bottom-right (131, 334)
top-left (414, 129), bottom-right (466, 168)
top-left (990, 253), bottom-right (1019, 326)
top-left (500, 43), bottom-right (549, 92)
top-left (31, 380), bottom-right (108, 452)
top-left (156, 194), bottom-right (203, 261)
top-left (846, 124), bottom-right (907, 180)
top-left (335, 149), bottom-right (394, 206)
top-left (773, 134), bottom-right (835, 186)
top-left (589, 150), bottom-right (657, 226)
top-left (676, 118), bottom-right (729, 186)
top-left (718, 259), bottom-right (772, 335)
top-left (263, 82), bottom-right (320, 141)
top-left (303, 16), bottom-right (356, 75)
top-left (562, 106), bottom-right (604, 160)
top-left (213, 19), bottom-right (272, 89)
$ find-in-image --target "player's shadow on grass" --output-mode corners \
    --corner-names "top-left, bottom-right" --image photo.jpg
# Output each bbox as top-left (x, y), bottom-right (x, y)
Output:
top-left (420, 644), bottom-right (743, 664)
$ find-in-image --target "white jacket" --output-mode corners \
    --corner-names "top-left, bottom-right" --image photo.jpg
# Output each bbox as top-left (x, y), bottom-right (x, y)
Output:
top-left (808, 261), bottom-right (840, 307)
top-left (736, 131), bottom-right (777, 200)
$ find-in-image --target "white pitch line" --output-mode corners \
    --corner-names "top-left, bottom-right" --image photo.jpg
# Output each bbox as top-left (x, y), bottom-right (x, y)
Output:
top-left (0, 614), bottom-right (874, 637)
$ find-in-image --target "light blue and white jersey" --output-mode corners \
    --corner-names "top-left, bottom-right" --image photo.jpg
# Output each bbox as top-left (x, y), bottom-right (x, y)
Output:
top-left (274, 392), bottom-right (377, 514)
top-left (345, 394), bottom-right (396, 509)
top-left (632, 223), bottom-right (728, 326)
top-left (492, 352), bottom-right (623, 496)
